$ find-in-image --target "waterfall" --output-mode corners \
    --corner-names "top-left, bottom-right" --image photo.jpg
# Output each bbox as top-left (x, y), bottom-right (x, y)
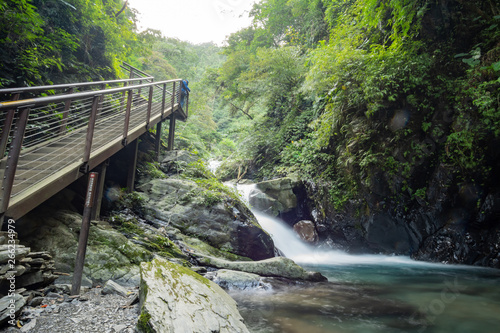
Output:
top-left (236, 184), bottom-right (441, 267)
top-left (208, 159), bottom-right (222, 174)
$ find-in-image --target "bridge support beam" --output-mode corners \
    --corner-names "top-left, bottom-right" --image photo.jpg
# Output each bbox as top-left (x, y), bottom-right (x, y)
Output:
top-left (167, 116), bottom-right (176, 151)
top-left (91, 160), bottom-right (108, 221)
top-left (155, 122), bottom-right (162, 161)
top-left (71, 172), bottom-right (98, 296)
top-left (126, 139), bottom-right (139, 193)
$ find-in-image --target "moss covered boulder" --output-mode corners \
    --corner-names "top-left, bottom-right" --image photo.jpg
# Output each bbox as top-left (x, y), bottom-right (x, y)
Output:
top-left (18, 208), bottom-right (151, 286)
top-left (195, 255), bottom-right (327, 282)
top-left (138, 178), bottom-right (275, 260)
top-left (138, 257), bottom-right (249, 333)
top-left (253, 177), bottom-right (299, 215)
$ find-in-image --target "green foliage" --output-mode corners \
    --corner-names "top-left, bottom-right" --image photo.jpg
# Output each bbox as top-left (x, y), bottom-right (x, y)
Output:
top-left (0, 0), bottom-right (139, 87)
top-left (208, 0), bottom-right (500, 212)
top-left (139, 161), bottom-right (167, 179)
top-left (180, 160), bottom-right (241, 206)
top-left (137, 311), bottom-right (153, 333)
top-left (110, 215), bottom-right (144, 236)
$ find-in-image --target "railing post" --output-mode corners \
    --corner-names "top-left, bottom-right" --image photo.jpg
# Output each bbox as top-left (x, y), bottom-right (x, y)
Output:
top-left (81, 95), bottom-right (100, 173)
top-left (138, 80), bottom-right (142, 97)
top-left (96, 83), bottom-right (105, 121)
top-left (0, 106), bottom-right (30, 216)
top-left (0, 93), bottom-right (20, 159)
top-left (171, 82), bottom-right (176, 111)
top-left (121, 81), bottom-right (128, 112)
top-left (161, 83), bottom-right (166, 118)
top-left (71, 171), bottom-right (98, 295)
top-left (146, 86), bottom-right (153, 129)
top-left (122, 89), bottom-right (133, 146)
top-left (59, 87), bottom-right (74, 135)
top-left (91, 160), bottom-right (108, 221)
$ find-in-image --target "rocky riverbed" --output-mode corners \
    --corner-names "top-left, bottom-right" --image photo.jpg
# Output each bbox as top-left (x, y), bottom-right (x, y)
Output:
top-left (0, 149), bottom-right (327, 332)
top-left (0, 282), bottom-right (139, 333)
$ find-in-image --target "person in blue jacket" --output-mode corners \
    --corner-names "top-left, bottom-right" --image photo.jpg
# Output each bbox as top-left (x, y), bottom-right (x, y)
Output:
top-left (180, 79), bottom-right (190, 108)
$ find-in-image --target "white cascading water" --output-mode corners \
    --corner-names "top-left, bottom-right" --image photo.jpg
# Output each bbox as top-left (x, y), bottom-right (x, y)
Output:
top-left (208, 160), bottom-right (222, 174)
top-left (236, 183), bottom-right (444, 267)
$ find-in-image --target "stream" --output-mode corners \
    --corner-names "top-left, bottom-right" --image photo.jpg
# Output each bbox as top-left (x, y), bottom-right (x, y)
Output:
top-left (230, 182), bottom-right (500, 333)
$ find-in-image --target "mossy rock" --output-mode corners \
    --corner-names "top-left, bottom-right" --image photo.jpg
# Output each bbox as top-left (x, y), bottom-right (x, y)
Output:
top-left (138, 257), bottom-right (249, 333)
top-left (138, 178), bottom-right (275, 260)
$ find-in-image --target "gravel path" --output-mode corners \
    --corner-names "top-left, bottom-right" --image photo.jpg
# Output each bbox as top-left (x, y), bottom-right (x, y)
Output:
top-left (1, 286), bottom-right (140, 333)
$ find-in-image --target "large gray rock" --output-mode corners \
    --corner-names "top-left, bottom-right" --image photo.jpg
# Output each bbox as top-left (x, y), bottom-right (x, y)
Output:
top-left (17, 209), bottom-right (150, 286)
top-left (138, 178), bottom-right (275, 260)
top-left (102, 280), bottom-right (129, 297)
top-left (161, 150), bottom-right (199, 165)
top-left (195, 255), bottom-right (327, 282)
top-left (205, 269), bottom-right (271, 291)
top-left (138, 257), bottom-right (249, 333)
top-left (252, 178), bottom-right (298, 215)
top-left (248, 189), bottom-right (281, 215)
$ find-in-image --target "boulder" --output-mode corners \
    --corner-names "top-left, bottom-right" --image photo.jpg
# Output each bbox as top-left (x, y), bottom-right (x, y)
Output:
top-left (102, 280), bottom-right (129, 297)
top-left (293, 220), bottom-right (319, 244)
top-left (17, 209), bottom-right (150, 287)
top-left (138, 178), bottom-right (275, 260)
top-left (138, 257), bottom-right (249, 333)
top-left (160, 150), bottom-right (199, 175)
top-left (254, 178), bottom-right (298, 214)
top-left (161, 150), bottom-right (199, 165)
top-left (248, 189), bottom-right (281, 216)
top-left (195, 255), bottom-right (327, 282)
top-left (205, 269), bottom-right (271, 291)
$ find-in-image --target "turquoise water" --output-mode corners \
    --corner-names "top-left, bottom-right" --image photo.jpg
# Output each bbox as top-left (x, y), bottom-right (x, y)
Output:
top-left (230, 262), bottom-right (500, 333)
top-left (233, 184), bottom-right (500, 332)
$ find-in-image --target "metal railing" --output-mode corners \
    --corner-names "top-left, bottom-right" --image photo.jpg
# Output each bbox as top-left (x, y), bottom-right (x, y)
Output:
top-left (0, 75), bottom-right (188, 217)
top-left (121, 62), bottom-right (154, 81)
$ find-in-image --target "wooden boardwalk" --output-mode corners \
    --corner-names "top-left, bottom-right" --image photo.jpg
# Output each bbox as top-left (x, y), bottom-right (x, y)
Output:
top-left (0, 72), bottom-right (188, 221)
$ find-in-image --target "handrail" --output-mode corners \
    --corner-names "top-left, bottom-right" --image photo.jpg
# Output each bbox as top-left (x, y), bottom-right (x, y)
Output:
top-left (0, 75), bottom-right (188, 219)
top-left (0, 77), bottom-right (154, 96)
top-left (121, 62), bottom-right (152, 79)
top-left (0, 79), bottom-right (181, 111)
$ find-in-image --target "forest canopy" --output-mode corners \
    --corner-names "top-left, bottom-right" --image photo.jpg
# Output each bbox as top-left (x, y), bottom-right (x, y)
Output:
top-left (1, 0), bottom-right (499, 212)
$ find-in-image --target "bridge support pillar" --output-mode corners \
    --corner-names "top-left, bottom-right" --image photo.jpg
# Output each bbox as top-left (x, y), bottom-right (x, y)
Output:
top-left (91, 160), bottom-right (108, 221)
top-left (155, 122), bottom-right (163, 161)
top-left (126, 139), bottom-right (139, 193)
top-left (72, 172), bottom-right (98, 295)
top-left (167, 116), bottom-right (176, 151)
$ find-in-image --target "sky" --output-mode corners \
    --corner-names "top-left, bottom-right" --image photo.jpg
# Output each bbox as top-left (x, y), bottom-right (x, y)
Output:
top-left (127, 0), bottom-right (258, 45)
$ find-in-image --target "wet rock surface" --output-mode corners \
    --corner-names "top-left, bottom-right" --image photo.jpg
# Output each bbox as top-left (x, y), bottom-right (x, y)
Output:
top-left (195, 255), bottom-right (327, 282)
top-left (254, 178), bottom-right (298, 215)
top-left (0, 283), bottom-right (139, 333)
top-left (292, 220), bottom-right (318, 244)
top-left (301, 165), bottom-right (500, 268)
top-left (205, 269), bottom-right (272, 291)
